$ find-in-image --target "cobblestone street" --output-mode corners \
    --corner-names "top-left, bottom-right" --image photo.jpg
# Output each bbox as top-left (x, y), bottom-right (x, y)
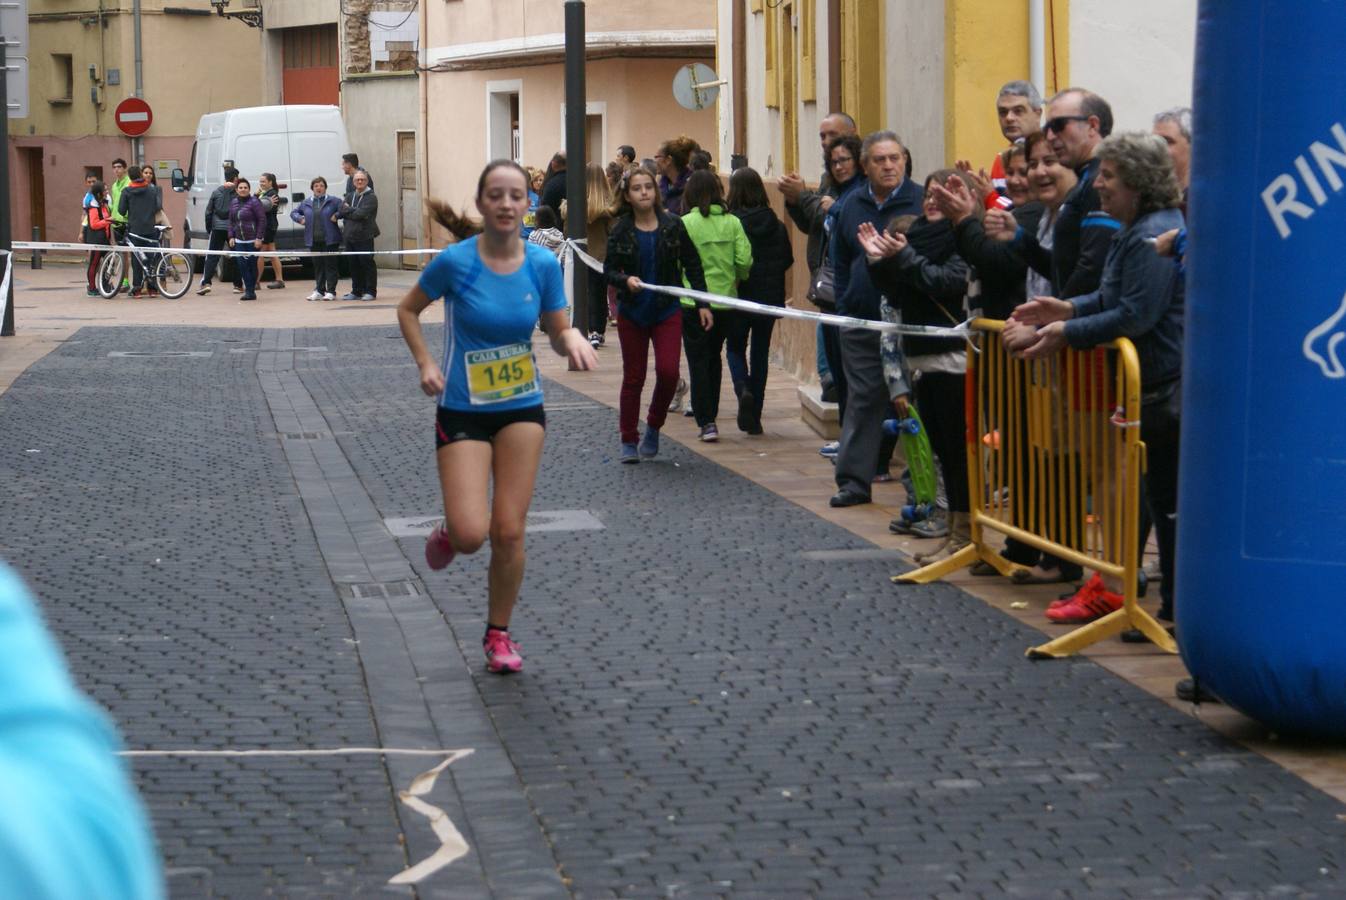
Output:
top-left (2, 314), bottom-right (1344, 897)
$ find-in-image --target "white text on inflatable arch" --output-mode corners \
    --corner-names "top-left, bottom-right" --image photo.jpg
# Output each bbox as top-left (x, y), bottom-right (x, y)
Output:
top-left (1261, 122), bottom-right (1346, 239)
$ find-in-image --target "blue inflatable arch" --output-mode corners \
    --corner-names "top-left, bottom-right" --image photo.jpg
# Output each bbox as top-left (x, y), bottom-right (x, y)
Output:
top-left (1179, 0), bottom-right (1346, 737)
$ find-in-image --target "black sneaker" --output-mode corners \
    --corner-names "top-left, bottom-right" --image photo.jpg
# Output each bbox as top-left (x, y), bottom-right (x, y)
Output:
top-left (736, 389), bottom-right (755, 433)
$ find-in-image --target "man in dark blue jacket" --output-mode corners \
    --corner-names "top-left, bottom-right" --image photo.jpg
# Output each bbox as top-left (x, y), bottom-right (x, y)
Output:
top-left (828, 131), bottom-right (924, 507)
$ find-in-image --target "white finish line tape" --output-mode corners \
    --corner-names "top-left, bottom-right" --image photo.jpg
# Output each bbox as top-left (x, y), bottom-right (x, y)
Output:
top-left (562, 239), bottom-right (972, 339)
top-left (14, 240), bottom-right (438, 259)
top-left (8, 237), bottom-right (970, 340)
top-left (121, 746), bottom-right (474, 884)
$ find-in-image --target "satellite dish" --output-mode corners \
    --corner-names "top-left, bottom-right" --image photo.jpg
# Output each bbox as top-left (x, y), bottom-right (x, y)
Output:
top-left (673, 63), bottom-right (725, 111)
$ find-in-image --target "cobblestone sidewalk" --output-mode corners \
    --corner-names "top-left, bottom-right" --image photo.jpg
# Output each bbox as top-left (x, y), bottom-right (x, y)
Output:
top-left (0, 324), bottom-right (1342, 898)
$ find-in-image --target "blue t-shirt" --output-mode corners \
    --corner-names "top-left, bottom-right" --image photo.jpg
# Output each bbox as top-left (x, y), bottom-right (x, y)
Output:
top-left (0, 563), bottom-right (164, 899)
top-left (417, 236), bottom-right (567, 412)
top-left (623, 227), bottom-right (679, 328)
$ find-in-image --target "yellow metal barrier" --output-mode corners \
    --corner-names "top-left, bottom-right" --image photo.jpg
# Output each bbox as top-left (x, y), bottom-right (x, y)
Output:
top-left (893, 318), bottom-right (1177, 659)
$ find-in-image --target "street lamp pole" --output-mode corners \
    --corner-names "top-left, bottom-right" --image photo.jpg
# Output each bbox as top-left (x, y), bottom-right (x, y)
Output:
top-left (563, 0), bottom-right (587, 338)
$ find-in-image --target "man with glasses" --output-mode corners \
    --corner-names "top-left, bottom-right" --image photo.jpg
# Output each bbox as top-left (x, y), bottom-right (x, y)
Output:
top-left (1003, 87), bottom-right (1118, 587)
top-left (778, 112), bottom-right (858, 446)
top-left (827, 131), bottom-right (923, 508)
top-left (1019, 87), bottom-right (1118, 299)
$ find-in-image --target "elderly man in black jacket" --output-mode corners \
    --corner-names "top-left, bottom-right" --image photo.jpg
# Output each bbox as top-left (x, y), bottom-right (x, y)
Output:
top-left (827, 131), bottom-right (924, 508)
top-left (337, 170), bottom-right (380, 301)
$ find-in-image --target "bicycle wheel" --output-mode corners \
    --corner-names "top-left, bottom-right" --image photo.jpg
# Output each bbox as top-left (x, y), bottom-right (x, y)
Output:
top-left (154, 251), bottom-right (194, 299)
top-left (97, 252), bottom-right (125, 298)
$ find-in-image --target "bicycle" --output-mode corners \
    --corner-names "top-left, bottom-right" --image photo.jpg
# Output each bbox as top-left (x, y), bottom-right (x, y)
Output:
top-left (96, 225), bottom-right (194, 300)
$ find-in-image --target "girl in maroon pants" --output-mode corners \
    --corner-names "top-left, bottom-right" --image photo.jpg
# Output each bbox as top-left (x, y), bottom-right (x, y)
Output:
top-left (603, 167), bottom-right (708, 462)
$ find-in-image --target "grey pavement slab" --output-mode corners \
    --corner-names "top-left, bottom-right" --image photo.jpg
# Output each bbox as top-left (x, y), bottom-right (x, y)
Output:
top-left (0, 323), bottom-right (1343, 899)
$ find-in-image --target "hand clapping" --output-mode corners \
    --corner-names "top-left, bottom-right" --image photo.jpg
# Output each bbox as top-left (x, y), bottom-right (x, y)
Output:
top-left (857, 221), bottom-right (906, 262)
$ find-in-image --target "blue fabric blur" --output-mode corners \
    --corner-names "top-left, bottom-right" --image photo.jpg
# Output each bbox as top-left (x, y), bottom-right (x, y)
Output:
top-left (0, 562), bottom-right (164, 899)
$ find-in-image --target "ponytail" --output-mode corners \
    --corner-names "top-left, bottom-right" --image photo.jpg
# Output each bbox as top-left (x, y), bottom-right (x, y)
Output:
top-left (427, 199), bottom-right (483, 241)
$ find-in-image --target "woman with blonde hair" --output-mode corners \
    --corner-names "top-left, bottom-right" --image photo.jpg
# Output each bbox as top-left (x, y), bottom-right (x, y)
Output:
top-left (563, 162), bottom-right (617, 346)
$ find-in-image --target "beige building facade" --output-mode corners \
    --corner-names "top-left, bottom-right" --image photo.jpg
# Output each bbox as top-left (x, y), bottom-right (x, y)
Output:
top-left (7, 0), bottom-right (264, 244)
top-left (420, 0), bottom-right (717, 230)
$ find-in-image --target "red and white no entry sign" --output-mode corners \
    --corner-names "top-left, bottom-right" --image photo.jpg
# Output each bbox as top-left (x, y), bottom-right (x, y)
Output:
top-left (114, 97), bottom-right (153, 137)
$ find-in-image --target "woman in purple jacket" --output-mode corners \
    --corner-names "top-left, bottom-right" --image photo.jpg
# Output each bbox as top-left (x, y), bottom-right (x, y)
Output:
top-left (228, 177), bottom-right (267, 301)
top-left (291, 176), bottom-right (344, 301)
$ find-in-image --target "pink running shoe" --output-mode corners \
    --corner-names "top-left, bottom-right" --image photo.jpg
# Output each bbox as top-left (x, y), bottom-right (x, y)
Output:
top-left (483, 630), bottom-right (523, 674)
top-left (424, 523), bottom-right (456, 570)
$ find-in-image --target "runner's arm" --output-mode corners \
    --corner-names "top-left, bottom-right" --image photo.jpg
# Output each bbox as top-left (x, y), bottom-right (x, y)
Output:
top-left (540, 309), bottom-right (598, 371)
top-left (397, 285), bottom-right (446, 396)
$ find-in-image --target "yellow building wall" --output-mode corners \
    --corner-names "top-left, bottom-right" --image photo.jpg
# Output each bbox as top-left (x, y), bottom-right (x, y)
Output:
top-left (942, 0), bottom-right (1069, 168)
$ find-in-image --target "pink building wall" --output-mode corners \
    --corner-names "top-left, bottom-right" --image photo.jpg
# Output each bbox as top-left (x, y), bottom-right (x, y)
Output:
top-left (8, 134), bottom-right (195, 244)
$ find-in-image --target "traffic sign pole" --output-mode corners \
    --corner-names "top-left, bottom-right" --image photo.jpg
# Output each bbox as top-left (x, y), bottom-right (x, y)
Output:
top-left (1, 37), bottom-right (14, 337)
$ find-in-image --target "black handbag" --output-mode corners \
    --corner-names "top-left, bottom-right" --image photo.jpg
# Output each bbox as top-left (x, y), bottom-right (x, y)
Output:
top-left (808, 261), bottom-right (836, 310)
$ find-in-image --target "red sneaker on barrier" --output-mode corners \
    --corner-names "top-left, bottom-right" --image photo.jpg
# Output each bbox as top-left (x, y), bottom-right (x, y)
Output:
top-left (424, 523), bottom-right (456, 570)
top-left (1046, 576), bottom-right (1123, 624)
top-left (1048, 572), bottom-right (1103, 610)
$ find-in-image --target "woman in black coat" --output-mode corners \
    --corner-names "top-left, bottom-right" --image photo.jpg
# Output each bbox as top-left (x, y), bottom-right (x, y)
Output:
top-left (726, 167), bottom-right (794, 434)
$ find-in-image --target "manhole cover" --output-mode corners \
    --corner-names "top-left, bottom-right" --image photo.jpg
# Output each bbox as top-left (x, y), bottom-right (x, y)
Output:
top-left (108, 351), bottom-right (213, 358)
top-left (336, 582), bottom-right (422, 600)
top-left (385, 510), bottom-right (604, 537)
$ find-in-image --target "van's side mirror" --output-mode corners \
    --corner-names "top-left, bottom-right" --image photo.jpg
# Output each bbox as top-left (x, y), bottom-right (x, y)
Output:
top-left (171, 168), bottom-right (187, 192)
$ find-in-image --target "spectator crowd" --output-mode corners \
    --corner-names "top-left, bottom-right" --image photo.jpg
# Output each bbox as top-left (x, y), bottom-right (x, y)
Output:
top-left (79, 152), bottom-right (383, 302)
top-left (523, 85), bottom-right (1195, 697)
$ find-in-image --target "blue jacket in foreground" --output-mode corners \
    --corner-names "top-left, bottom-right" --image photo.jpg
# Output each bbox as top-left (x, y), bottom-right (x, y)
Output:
top-left (829, 177), bottom-right (924, 320)
top-left (0, 563), bottom-right (164, 899)
top-left (290, 194), bottom-right (344, 247)
top-left (1065, 206), bottom-right (1186, 388)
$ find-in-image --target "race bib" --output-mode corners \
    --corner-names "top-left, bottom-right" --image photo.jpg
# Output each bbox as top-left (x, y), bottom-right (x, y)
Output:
top-left (465, 342), bottom-right (540, 405)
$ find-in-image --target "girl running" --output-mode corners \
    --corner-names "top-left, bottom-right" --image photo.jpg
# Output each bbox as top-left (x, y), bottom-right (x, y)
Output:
top-left (398, 160), bottom-right (598, 674)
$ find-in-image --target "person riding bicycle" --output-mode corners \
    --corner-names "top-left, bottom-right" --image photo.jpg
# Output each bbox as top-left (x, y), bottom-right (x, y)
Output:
top-left (117, 169), bottom-right (164, 298)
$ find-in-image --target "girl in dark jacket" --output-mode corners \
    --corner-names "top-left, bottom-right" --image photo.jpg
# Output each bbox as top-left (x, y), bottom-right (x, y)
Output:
top-left (861, 169), bottom-right (974, 554)
top-left (604, 167), bottom-right (708, 462)
top-left (228, 177), bottom-right (267, 301)
top-left (291, 176), bottom-right (343, 300)
top-left (726, 167), bottom-right (794, 434)
top-left (83, 181), bottom-right (112, 296)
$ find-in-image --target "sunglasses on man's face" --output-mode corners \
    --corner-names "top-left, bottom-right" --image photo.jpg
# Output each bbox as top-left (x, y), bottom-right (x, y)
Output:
top-left (1044, 115), bottom-right (1090, 134)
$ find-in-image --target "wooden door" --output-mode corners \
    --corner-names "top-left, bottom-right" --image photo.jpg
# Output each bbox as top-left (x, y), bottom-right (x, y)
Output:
top-left (397, 132), bottom-right (419, 268)
top-left (21, 148), bottom-right (45, 241)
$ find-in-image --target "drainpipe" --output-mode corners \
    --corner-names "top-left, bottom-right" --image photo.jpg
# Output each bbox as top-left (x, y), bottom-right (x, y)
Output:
top-left (418, 0), bottom-right (430, 246)
top-left (1029, 0), bottom-right (1045, 96)
top-left (731, 0), bottom-right (746, 170)
top-left (132, 0), bottom-right (144, 164)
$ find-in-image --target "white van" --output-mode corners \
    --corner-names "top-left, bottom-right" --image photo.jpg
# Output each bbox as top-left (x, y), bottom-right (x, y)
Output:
top-left (172, 105), bottom-right (351, 258)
